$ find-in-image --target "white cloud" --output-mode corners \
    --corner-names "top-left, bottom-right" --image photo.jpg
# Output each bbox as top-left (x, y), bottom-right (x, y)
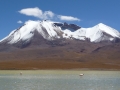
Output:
top-left (44, 11), bottom-right (54, 19)
top-left (18, 7), bottom-right (80, 21)
top-left (58, 15), bottom-right (80, 21)
top-left (18, 7), bottom-right (54, 19)
top-left (17, 20), bottom-right (23, 24)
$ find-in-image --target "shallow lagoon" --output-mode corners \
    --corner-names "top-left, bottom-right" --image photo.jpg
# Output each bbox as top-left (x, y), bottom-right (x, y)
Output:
top-left (0, 70), bottom-right (120, 90)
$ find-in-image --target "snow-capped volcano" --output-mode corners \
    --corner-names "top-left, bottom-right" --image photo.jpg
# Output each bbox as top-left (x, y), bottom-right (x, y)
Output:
top-left (0, 20), bottom-right (63, 44)
top-left (0, 20), bottom-right (120, 45)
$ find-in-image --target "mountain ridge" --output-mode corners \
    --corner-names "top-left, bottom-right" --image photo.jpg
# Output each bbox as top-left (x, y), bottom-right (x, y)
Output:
top-left (0, 20), bottom-right (120, 70)
top-left (0, 20), bottom-right (120, 45)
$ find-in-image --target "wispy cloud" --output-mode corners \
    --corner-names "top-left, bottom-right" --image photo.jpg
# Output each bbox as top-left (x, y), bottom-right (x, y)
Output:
top-left (18, 7), bottom-right (80, 21)
top-left (58, 15), bottom-right (80, 21)
top-left (17, 20), bottom-right (23, 24)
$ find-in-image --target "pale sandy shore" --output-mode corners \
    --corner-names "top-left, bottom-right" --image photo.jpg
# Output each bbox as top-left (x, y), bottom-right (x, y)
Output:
top-left (0, 70), bottom-right (120, 76)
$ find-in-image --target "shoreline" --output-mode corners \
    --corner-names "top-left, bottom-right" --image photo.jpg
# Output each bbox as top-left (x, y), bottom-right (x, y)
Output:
top-left (0, 68), bottom-right (120, 71)
top-left (0, 69), bottom-right (120, 76)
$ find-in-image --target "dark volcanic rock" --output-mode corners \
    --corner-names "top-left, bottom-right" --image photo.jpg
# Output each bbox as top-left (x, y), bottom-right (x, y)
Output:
top-left (112, 37), bottom-right (120, 43)
top-left (54, 22), bottom-right (81, 31)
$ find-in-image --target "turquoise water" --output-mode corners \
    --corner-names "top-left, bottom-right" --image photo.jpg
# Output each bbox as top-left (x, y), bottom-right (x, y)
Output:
top-left (0, 70), bottom-right (120, 90)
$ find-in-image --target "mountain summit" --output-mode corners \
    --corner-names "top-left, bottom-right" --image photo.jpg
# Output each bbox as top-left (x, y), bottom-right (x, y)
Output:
top-left (0, 20), bottom-right (120, 46)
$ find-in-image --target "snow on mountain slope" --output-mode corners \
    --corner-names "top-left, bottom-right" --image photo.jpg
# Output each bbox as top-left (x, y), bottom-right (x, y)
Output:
top-left (62, 23), bottom-right (120, 42)
top-left (86, 23), bottom-right (120, 42)
top-left (0, 20), bottom-right (120, 44)
top-left (0, 20), bottom-right (62, 44)
top-left (97, 23), bottom-right (120, 37)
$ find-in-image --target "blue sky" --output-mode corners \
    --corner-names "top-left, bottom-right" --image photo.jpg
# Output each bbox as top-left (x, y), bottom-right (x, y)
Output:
top-left (0, 0), bottom-right (120, 39)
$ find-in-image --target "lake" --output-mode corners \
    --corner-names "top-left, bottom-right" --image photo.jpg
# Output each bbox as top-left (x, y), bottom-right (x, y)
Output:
top-left (0, 70), bottom-right (120, 90)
